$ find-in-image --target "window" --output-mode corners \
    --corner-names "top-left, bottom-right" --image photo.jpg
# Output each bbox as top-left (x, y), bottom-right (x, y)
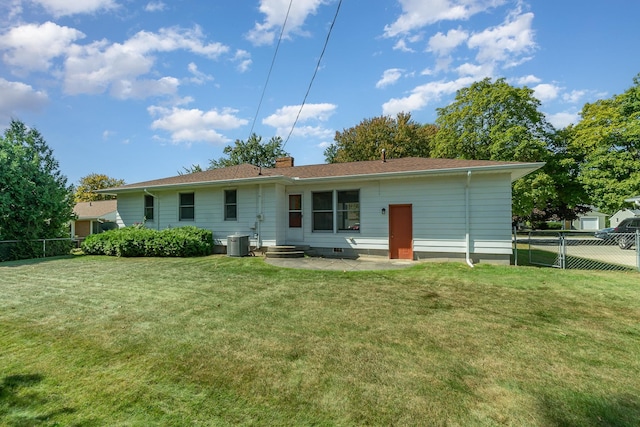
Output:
top-left (144, 195), bottom-right (154, 220)
top-left (312, 191), bottom-right (333, 231)
top-left (289, 194), bottom-right (302, 228)
top-left (312, 190), bottom-right (360, 232)
top-left (337, 190), bottom-right (360, 231)
top-left (179, 192), bottom-right (195, 221)
top-left (224, 189), bottom-right (237, 220)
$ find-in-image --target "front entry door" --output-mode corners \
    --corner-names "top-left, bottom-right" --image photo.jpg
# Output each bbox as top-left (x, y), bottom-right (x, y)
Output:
top-left (286, 194), bottom-right (303, 243)
top-left (389, 204), bottom-right (413, 259)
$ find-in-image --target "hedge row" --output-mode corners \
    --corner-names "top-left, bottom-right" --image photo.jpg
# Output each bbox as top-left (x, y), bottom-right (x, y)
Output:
top-left (82, 226), bottom-right (213, 257)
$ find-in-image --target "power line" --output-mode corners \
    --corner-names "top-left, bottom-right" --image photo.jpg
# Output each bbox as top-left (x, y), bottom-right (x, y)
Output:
top-left (248, 0), bottom-right (293, 138)
top-left (283, 0), bottom-right (342, 148)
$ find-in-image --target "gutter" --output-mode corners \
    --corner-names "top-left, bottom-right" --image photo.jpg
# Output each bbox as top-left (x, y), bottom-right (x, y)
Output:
top-left (465, 170), bottom-right (474, 268)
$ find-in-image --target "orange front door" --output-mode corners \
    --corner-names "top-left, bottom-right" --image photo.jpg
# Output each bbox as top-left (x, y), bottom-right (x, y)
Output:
top-left (389, 204), bottom-right (413, 259)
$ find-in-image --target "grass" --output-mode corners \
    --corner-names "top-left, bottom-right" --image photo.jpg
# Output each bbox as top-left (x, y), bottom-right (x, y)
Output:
top-left (1, 255), bottom-right (639, 426)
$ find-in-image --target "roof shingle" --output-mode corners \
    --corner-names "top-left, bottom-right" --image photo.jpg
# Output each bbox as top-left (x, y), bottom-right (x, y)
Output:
top-left (106, 157), bottom-right (539, 192)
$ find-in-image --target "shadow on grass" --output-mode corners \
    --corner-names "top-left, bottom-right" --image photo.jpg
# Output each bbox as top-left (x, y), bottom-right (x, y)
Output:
top-left (0, 373), bottom-right (76, 425)
top-left (540, 392), bottom-right (640, 427)
top-left (0, 254), bottom-right (80, 268)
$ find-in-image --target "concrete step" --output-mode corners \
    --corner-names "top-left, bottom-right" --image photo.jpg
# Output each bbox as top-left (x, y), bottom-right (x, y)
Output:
top-left (265, 251), bottom-right (306, 259)
top-left (265, 245), bottom-right (308, 258)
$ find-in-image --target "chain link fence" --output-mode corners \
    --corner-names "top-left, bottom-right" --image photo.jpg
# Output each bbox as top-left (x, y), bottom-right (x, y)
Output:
top-left (0, 238), bottom-right (77, 262)
top-left (514, 230), bottom-right (640, 271)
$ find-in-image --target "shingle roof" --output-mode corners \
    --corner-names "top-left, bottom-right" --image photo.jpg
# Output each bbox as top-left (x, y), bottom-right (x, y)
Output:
top-left (105, 157), bottom-right (542, 192)
top-left (73, 199), bottom-right (118, 219)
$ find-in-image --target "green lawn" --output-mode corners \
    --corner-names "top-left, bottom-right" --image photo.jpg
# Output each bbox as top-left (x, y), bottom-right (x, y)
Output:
top-left (1, 255), bottom-right (639, 426)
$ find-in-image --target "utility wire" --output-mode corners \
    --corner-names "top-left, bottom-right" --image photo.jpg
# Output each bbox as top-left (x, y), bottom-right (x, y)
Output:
top-left (283, 0), bottom-right (342, 148)
top-left (248, 0), bottom-right (293, 138)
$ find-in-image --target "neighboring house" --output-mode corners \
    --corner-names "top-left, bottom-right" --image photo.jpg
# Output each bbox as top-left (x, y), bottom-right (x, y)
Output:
top-left (571, 207), bottom-right (608, 231)
top-left (102, 157), bottom-right (543, 264)
top-left (71, 199), bottom-right (121, 238)
top-left (610, 208), bottom-right (640, 228)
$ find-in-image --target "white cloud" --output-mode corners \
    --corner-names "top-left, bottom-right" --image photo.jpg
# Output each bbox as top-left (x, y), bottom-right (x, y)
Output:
top-left (546, 111), bottom-right (579, 129)
top-left (30, 0), bottom-right (118, 17)
top-left (516, 74), bottom-right (541, 85)
top-left (233, 49), bottom-right (252, 73)
top-left (145, 1), bottom-right (165, 12)
top-left (376, 68), bottom-right (404, 89)
top-left (63, 26), bottom-right (228, 98)
top-left (111, 76), bottom-right (180, 100)
top-left (0, 21), bottom-right (84, 72)
top-left (393, 39), bottom-right (415, 52)
top-left (0, 78), bottom-right (48, 120)
top-left (245, 0), bottom-right (329, 46)
top-left (382, 76), bottom-right (476, 115)
top-left (467, 11), bottom-right (535, 65)
top-left (428, 28), bottom-right (468, 56)
top-left (262, 103), bottom-right (336, 128)
top-left (384, 0), bottom-right (505, 38)
top-left (563, 89), bottom-right (586, 104)
top-left (533, 83), bottom-right (560, 102)
top-left (148, 106), bottom-right (248, 144)
top-left (455, 61), bottom-right (493, 79)
top-left (186, 62), bottom-right (213, 84)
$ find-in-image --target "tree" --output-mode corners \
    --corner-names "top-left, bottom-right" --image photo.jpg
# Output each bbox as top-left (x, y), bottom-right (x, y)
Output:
top-left (74, 173), bottom-right (125, 202)
top-left (0, 120), bottom-right (74, 256)
top-left (433, 78), bottom-right (551, 162)
top-left (432, 77), bottom-right (587, 221)
top-left (325, 112), bottom-right (436, 163)
top-left (569, 74), bottom-right (640, 214)
top-left (178, 164), bottom-right (203, 175)
top-left (208, 134), bottom-right (289, 169)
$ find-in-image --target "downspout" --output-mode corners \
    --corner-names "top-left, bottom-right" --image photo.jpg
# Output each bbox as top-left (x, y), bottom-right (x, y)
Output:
top-left (143, 189), bottom-right (159, 230)
top-left (256, 184), bottom-right (263, 250)
top-left (465, 171), bottom-right (474, 268)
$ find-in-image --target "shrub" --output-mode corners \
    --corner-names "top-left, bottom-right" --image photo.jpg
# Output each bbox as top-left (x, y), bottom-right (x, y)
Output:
top-left (82, 226), bottom-right (213, 257)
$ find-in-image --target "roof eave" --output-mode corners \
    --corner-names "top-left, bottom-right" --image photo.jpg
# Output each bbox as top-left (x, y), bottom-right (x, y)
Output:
top-left (98, 175), bottom-right (293, 194)
top-left (288, 162), bottom-right (545, 184)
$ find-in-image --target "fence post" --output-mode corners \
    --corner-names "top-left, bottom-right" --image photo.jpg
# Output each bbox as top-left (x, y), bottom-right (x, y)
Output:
top-left (559, 232), bottom-right (566, 269)
top-left (636, 230), bottom-right (639, 272)
top-left (513, 226), bottom-right (518, 266)
top-left (42, 239), bottom-right (46, 258)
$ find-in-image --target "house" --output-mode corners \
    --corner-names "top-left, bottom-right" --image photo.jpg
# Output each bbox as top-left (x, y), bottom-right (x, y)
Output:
top-left (102, 156), bottom-right (543, 264)
top-left (571, 207), bottom-right (608, 231)
top-left (610, 208), bottom-right (640, 228)
top-left (71, 199), bottom-right (121, 238)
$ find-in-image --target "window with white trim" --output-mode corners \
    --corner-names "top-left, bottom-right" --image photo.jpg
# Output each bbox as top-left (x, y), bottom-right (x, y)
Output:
top-left (312, 190), bottom-right (360, 232)
top-left (224, 189), bottom-right (237, 221)
top-left (144, 195), bottom-right (154, 220)
top-left (179, 192), bottom-right (195, 221)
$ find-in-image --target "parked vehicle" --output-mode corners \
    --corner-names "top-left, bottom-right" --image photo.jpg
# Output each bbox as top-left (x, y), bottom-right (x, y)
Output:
top-left (594, 227), bottom-right (614, 240)
top-left (612, 218), bottom-right (640, 249)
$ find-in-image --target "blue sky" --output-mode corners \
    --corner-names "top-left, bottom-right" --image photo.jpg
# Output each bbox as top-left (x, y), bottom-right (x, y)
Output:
top-left (1, 0), bottom-right (639, 186)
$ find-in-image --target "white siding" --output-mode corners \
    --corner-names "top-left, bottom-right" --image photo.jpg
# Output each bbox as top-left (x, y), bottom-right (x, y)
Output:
top-left (115, 170), bottom-right (515, 257)
top-left (283, 172), bottom-right (513, 256)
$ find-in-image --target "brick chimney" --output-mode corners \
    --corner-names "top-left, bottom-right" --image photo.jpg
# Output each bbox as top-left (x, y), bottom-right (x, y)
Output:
top-left (275, 157), bottom-right (294, 168)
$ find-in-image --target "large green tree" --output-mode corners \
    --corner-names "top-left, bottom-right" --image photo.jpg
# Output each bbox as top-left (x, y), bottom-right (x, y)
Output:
top-left (325, 112), bottom-right (436, 163)
top-left (209, 134), bottom-right (289, 169)
top-left (569, 74), bottom-right (640, 214)
top-left (74, 173), bottom-right (125, 202)
top-left (432, 77), bottom-right (587, 221)
top-left (0, 120), bottom-right (74, 252)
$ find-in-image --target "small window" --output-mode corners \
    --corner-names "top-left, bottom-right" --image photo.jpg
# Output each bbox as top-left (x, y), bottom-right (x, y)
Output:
top-left (289, 194), bottom-right (302, 228)
top-left (179, 192), bottom-right (195, 221)
top-left (144, 195), bottom-right (154, 220)
top-left (225, 189), bottom-right (237, 221)
top-left (337, 190), bottom-right (360, 232)
top-left (312, 191), bottom-right (333, 231)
